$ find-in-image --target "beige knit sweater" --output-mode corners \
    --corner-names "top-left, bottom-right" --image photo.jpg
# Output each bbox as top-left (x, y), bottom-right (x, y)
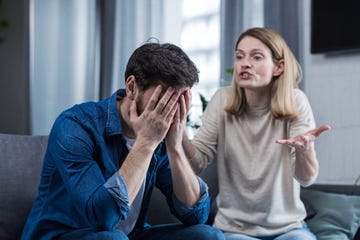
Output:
top-left (191, 86), bottom-right (316, 236)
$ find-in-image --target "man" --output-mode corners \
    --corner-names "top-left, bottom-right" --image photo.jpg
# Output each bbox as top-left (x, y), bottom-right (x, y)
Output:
top-left (21, 43), bottom-right (224, 240)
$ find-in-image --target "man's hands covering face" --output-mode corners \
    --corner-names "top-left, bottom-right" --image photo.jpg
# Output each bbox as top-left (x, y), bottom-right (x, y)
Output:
top-left (129, 85), bottom-right (186, 151)
top-left (165, 88), bottom-right (191, 151)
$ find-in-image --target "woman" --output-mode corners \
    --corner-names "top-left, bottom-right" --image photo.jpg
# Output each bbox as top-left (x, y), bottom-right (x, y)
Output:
top-left (183, 27), bottom-right (330, 239)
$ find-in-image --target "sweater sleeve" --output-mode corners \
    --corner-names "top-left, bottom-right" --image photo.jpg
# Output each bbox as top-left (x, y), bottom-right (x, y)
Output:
top-left (191, 88), bottom-right (226, 173)
top-left (289, 89), bottom-right (316, 138)
top-left (290, 89), bottom-right (318, 186)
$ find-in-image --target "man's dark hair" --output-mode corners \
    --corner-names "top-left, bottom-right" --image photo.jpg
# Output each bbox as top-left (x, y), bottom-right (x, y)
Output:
top-left (125, 43), bottom-right (199, 91)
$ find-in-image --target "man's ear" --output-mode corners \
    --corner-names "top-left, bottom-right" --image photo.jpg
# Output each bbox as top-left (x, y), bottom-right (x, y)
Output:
top-left (125, 75), bottom-right (137, 100)
top-left (273, 59), bottom-right (284, 77)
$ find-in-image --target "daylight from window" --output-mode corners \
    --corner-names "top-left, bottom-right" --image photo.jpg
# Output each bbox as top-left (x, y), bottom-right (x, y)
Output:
top-left (180, 0), bottom-right (220, 136)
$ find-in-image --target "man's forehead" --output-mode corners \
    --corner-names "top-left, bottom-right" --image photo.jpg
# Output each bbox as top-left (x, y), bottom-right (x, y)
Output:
top-left (158, 84), bottom-right (188, 93)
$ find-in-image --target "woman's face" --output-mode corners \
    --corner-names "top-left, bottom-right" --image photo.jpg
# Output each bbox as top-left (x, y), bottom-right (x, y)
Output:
top-left (234, 36), bottom-right (281, 91)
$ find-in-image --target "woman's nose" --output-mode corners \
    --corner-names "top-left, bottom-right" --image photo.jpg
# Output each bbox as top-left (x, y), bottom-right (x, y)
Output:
top-left (241, 59), bottom-right (251, 68)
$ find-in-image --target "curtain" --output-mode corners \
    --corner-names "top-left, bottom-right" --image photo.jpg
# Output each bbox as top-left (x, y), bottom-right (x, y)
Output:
top-left (263, 0), bottom-right (300, 60)
top-left (98, 0), bottom-right (137, 99)
top-left (30, 0), bottom-right (181, 135)
top-left (220, 0), bottom-right (244, 86)
top-left (219, 0), bottom-right (264, 86)
top-left (30, 0), bottom-right (99, 135)
top-left (263, 0), bottom-right (301, 87)
top-left (98, 0), bottom-right (181, 99)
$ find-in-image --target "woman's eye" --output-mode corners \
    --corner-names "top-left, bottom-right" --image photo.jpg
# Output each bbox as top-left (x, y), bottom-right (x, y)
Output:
top-left (253, 55), bottom-right (262, 61)
top-left (236, 55), bottom-right (243, 60)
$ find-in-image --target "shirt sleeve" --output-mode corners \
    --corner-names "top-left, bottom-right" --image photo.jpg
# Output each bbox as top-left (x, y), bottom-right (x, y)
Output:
top-left (104, 172), bottom-right (130, 210)
top-left (171, 177), bottom-right (210, 225)
top-left (50, 116), bottom-right (126, 230)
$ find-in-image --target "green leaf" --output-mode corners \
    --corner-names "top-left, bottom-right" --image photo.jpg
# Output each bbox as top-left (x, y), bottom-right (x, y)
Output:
top-left (226, 68), bottom-right (234, 75)
top-left (199, 93), bottom-right (208, 112)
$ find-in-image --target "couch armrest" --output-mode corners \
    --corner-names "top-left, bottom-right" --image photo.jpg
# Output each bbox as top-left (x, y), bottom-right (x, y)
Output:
top-left (0, 133), bottom-right (48, 240)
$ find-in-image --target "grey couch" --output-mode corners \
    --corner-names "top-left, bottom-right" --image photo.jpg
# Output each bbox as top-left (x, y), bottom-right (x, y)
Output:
top-left (1, 133), bottom-right (359, 240)
top-left (0, 133), bottom-right (216, 240)
top-left (0, 134), bottom-right (48, 240)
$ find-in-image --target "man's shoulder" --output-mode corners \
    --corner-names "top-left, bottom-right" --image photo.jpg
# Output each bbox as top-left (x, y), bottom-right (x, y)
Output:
top-left (54, 96), bottom-right (114, 135)
top-left (62, 90), bottom-right (120, 119)
top-left (61, 100), bottom-right (106, 122)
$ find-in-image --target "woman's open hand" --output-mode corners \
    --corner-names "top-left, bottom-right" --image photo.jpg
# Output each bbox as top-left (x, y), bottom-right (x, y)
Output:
top-left (276, 125), bottom-right (331, 150)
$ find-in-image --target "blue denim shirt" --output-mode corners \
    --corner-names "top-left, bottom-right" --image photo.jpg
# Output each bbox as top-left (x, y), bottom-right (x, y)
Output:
top-left (21, 89), bottom-right (210, 240)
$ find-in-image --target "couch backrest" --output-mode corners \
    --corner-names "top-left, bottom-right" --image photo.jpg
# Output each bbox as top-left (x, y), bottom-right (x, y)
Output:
top-left (0, 133), bottom-right (48, 240)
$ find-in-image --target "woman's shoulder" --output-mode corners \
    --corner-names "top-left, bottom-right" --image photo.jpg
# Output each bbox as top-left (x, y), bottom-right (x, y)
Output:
top-left (294, 88), bottom-right (306, 98)
top-left (293, 88), bottom-right (310, 102)
top-left (204, 86), bottom-right (231, 113)
top-left (293, 88), bottom-right (313, 113)
top-left (218, 85), bottom-right (232, 93)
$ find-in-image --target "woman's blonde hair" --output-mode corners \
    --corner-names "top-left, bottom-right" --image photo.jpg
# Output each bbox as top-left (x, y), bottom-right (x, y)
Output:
top-left (224, 27), bottom-right (302, 119)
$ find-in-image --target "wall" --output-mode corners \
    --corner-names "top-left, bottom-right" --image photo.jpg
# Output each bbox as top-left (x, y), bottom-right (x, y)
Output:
top-left (0, 0), bottom-right (30, 134)
top-left (1, 0), bottom-right (359, 184)
top-left (299, 0), bottom-right (360, 184)
top-left (264, 0), bottom-right (360, 185)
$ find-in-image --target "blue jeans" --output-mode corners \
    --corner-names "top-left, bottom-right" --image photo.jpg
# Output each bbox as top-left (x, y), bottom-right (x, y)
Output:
top-left (223, 222), bottom-right (316, 240)
top-left (58, 224), bottom-right (225, 240)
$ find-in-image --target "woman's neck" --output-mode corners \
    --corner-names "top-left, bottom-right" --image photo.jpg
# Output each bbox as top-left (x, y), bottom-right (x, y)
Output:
top-left (244, 87), bottom-right (270, 108)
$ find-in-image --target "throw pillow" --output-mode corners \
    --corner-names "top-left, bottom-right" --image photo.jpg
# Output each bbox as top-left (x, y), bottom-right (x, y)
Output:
top-left (301, 189), bottom-right (360, 240)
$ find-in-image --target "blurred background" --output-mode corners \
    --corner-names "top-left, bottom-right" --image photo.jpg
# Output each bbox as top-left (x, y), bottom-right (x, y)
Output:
top-left (0, 0), bottom-right (359, 185)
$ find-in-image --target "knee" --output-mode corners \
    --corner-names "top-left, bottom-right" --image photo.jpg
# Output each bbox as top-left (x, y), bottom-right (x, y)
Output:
top-left (106, 230), bottom-right (129, 240)
top-left (58, 229), bottom-right (128, 240)
top-left (90, 230), bottom-right (128, 240)
top-left (192, 224), bottom-right (225, 240)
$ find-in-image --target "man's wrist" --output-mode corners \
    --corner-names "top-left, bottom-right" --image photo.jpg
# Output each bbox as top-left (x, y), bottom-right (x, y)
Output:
top-left (132, 137), bottom-right (157, 154)
top-left (167, 145), bottom-right (185, 158)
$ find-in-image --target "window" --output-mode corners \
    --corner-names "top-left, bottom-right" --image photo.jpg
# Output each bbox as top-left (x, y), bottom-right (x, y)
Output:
top-left (180, 0), bottom-right (220, 136)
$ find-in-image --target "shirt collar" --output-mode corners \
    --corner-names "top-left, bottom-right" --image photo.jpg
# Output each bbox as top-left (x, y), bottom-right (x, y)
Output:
top-left (105, 89), bottom-right (126, 136)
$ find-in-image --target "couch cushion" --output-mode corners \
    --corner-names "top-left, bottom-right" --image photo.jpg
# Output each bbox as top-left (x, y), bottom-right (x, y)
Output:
top-left (301, 188), bottom-right (360, 240)
top-left (0, 133), bottom-right (48, 240)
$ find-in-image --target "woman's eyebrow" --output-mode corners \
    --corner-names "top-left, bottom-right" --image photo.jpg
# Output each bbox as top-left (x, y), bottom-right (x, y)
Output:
top-left (236, 48), bottom-right (264, 53)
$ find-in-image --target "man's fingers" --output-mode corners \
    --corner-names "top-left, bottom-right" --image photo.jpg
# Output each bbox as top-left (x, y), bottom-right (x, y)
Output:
top-left (184, 89), bottom-right (192, 113)
top-left (166, 102), bottom-right (179, 123)
top-left (154, 87), bottom-right (177, 114)
top-left (178, 94), bottom-right (187, 122)
top-left (175, 103), bottom-right (181, 123)
top-left (160, 89), bottom-right (181, 118)
top-left (129, 100), bottom-right (138, 121)
top-left (146, 85), bottom-right (164, 111)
